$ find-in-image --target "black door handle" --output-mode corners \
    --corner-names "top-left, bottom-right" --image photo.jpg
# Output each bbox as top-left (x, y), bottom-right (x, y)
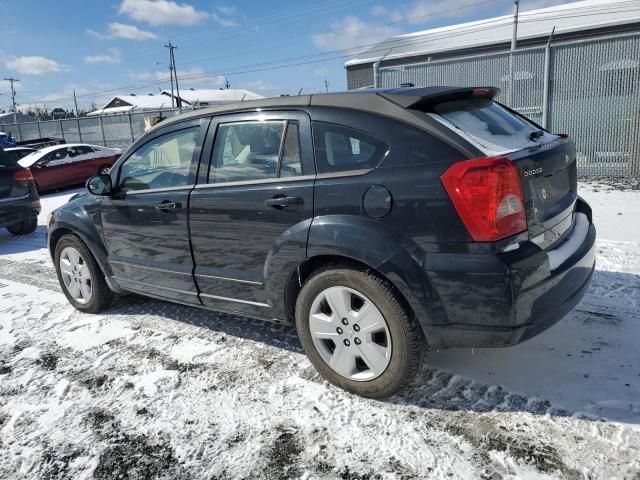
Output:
top-left (265, 196), bottom-right (303, 208)
top-left (155, 201), bottom-right (181, 211)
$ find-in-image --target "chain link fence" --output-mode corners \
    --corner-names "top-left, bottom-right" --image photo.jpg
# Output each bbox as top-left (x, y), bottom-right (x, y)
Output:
top-left (378, 32), bottom-right (640, 177)
top-left (0, 108), bottom-right (182, 150)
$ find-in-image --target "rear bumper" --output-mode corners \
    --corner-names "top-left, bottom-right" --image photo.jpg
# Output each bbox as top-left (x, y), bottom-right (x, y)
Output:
top-left (0, 195), bottom-right (40, 228)
top-left (418, 199), bottom-right (596, 348)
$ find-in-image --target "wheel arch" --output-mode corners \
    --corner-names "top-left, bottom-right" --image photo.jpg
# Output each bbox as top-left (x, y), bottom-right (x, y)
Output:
top-left (281, 254), bottom-right (419, 326)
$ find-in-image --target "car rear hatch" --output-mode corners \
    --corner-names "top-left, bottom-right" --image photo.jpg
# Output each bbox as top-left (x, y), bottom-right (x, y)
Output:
top-left (409, 88), bottom-right (577, 245)
top-left (0, 149), bottom-right (32, 200)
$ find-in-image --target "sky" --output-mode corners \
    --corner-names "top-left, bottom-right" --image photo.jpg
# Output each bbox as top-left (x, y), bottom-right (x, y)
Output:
top-left (0, 0), bottom-right (568, 112)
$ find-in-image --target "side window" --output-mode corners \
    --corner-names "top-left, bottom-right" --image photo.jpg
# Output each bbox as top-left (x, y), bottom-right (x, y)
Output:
top-left (43, 149), bottom-right (68, 165)
top-left (312, 122), bottom-right (388, 173)
top-left (209, 120), bottom-right (305, 184)
top-left (119, 127), bottom-right (200, 192)
top-left (75, 146), bottom-right (94, 155)
top-left (279, 121), bottom-right (302, 177)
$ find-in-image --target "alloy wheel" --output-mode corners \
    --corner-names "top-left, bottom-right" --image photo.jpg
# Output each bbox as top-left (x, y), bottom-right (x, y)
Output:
top-left (59, 246), bottom-right (93, 304)
top-left (308, 286), bottom-right (391, 381)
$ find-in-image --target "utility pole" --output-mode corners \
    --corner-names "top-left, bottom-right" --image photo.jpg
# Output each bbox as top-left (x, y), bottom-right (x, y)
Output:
top-left (224, 76), bottom-right (231, 89)
top-left (324, 77), bottom-right (329, 93)
top-left (165, 42), bottom-right (182, 113)
top-left (4, 77), bottom-right (20, 123)
top-left (511, 0), bottom-right (519, 51)
top-left (73, 89), bottom-right (80, 117)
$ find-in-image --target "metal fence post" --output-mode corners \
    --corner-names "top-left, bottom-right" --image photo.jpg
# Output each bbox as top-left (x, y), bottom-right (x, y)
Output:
top-left (16, 123), bottom-right (22, 142)
top-left (36, 121), bottom-right (42, 139)
top-left (128, 113), bottom-right (135, 143)
top-left (541, 27), bottom-right (555, 130)
top-left (76, 117), bottom-right (83, 143)
top-left (99, 115), bottom-right (107, 146)
top-left (59, 120), bottom-right (64, 141)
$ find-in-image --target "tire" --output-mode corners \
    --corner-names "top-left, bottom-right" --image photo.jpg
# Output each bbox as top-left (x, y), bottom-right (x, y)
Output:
top-left (295, 264), bottom-right (426, 398)
top-left (98, 165), bottom-right (111, 175)
top-left (54, 234), bottom-right (113, 313)
top-left (7, 214), bottom-right (38, 235)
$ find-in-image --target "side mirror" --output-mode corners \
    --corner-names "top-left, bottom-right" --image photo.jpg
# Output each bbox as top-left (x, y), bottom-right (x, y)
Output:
top-left (86, 174), bottom-right (113, 196)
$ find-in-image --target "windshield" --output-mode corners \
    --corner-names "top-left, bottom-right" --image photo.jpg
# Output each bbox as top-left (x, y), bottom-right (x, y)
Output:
top-left (18, 151), bottom-right (43, 168)
top-left (427, 98), bottom-right (558, 155)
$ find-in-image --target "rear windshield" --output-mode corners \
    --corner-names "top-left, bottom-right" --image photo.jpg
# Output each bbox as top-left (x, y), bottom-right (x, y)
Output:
top-left (0, 149), bottom-right (18, 168)
top-left (427, 98), bottom-right (558, 154)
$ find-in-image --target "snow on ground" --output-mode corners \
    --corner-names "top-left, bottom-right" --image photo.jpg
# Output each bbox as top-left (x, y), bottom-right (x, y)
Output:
top-left (0, 181), bottom-right (639, 479)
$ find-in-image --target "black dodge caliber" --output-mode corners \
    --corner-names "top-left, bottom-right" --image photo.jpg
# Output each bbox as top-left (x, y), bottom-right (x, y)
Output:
top-left (48, 87), bottom-right (596, 398)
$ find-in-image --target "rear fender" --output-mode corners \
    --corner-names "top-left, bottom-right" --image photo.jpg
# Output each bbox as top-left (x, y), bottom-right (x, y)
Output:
top-left (306, 215), bottom-right (447, 335)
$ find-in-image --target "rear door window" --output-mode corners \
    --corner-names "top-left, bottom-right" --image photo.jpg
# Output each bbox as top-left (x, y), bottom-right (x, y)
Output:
top-left (312, 122), bottom-right (388, 173)
top-left (427, 98), bottom-right (558, 154)
top-left (208, 119), bottom-right (305, 183)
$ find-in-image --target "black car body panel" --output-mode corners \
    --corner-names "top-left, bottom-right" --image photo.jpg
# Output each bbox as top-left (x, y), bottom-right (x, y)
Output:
top-left (48, 87), bottom-right (596, 348)
top-left (0, 149), bottom-right (40, 228)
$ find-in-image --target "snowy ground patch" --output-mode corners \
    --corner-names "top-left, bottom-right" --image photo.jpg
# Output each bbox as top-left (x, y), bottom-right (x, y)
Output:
top-left (0, 182), bottom-right (639, 479)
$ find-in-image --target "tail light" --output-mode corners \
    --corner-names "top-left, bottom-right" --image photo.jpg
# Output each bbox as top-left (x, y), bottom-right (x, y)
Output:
top-left (14, 169), bottom-right (34, 182)
top-left (441, 156), bottom-right (526, 242)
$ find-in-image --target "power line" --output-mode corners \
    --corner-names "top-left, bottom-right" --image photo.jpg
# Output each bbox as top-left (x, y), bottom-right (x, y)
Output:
top-left (18, 2), bottom-right (640, 106)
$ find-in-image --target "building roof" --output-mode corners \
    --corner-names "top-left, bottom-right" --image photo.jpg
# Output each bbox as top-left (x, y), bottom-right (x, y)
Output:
top-left (346, 0), bottom-right (640, 67)
top-left (0, 111), bottom-right (38, 124)
top-left (161, 88), bottom-right (264, 105)
top-left (88, 94), bottom-right (174, 116)
top-left (88, 88), bottom-right (264, 116)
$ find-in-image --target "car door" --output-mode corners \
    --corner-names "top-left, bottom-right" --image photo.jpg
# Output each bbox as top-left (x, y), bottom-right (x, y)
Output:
top-left (189, 111), bottom-right (315, 317)
top-left (101, 118), bottom-right (208, 304)
top-left (32, 148), bottom-right (70, 191)
top-left (71, 146), bottom-right (100, 181)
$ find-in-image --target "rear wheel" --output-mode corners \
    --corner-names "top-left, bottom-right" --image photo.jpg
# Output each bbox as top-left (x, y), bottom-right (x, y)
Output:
top-left (98, 165), bottom-right (111, 175)
top-left (7, 214), bottom-right (37, 235)
top-left (295, 264), bottom-right (426, 398)
top-left (54, 234), bottom-right (113, 313)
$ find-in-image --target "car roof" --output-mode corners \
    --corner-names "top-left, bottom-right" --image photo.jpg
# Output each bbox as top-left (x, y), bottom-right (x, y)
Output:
top-left (33, 143), bottom-right (109, 156)
top-left (154, 86), bottom-right (498, 133)
top-left (4, 146), bottom-right (35, 151)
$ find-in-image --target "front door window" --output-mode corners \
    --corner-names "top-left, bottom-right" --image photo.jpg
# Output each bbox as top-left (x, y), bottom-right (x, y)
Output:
top-left (119, 127), bottom-right (200, 191)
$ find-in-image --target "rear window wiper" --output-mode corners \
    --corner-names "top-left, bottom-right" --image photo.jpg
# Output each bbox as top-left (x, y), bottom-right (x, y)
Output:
top-left (529, 130), bottom-right (544, 141)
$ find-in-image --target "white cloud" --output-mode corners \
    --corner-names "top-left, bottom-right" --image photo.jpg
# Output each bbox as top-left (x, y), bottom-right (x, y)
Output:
top-left (371, 5), bottom-right (388, 16)
top-left (129, 67), bottom-right (223, 88)
top-left (87, 22), bottom-right (159, 41)
top-left (242, 79), bottom-right (274, 92)
top-left (119, 0), bottom-right (209, 26)
top-left (212, 4), bottom-right (241, 27)
top-left (84, 49), bottom-right (121, 64)
top-left (518, 0), bottom-right (570, 12)
top-left (312, 16), bottom-right (400, 53)
top-left (388, 0), bottom-right (489, 25)
top-left (5, 56), bottom-right (61, 75)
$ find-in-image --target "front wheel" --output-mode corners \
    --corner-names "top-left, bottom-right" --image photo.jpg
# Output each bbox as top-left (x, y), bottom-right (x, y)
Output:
top-left (295, 265), bottom-right (426, 398)
top-left (7, 214), bottom-right (37, 235)
top-left (98, 165), bottom-right (111, 175)
top-left (54, 234), bottom-right (113, 313)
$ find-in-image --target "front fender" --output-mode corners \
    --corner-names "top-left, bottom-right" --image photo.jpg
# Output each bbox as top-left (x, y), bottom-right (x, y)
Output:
top-left (48, 197), bottom-right (112, 278)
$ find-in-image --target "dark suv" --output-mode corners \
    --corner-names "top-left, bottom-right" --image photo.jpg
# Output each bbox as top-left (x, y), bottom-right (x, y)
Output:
top-left (1, 148), bottom-right (40, 235)
top-left (48, 87), bottom-right (595, 398)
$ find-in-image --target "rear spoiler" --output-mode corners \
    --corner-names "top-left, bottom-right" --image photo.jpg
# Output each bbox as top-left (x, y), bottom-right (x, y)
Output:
top-left (378, 86), bottom-right (500, 110)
